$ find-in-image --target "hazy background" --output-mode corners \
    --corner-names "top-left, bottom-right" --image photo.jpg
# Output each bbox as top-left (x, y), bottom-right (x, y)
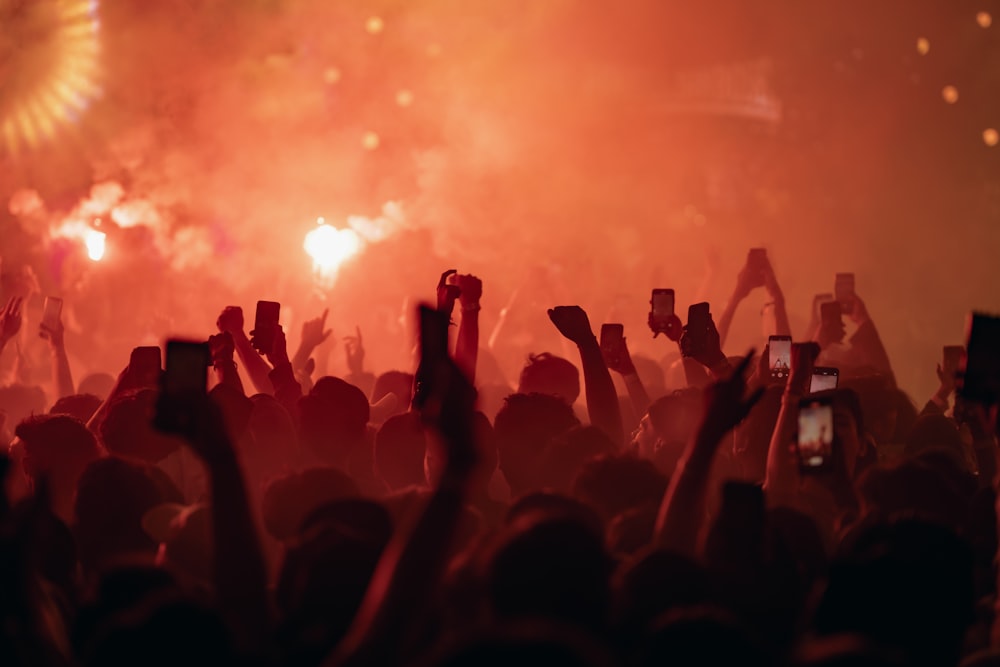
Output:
top-left (1, 0), bottom-right (999, 399)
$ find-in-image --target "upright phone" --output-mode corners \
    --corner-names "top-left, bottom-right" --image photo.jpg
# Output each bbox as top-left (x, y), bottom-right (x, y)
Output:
top-left (835, 273), bottom-right (855, 315)
top-left (810, 366), bottom-right (840, 393)
top-left (253, 300), bottom-right (281, 355)
top-left (600, 323), bottom-right (625, 367)
top-left (649, 288), bottom-right (674, 333)
top-left (153, 340), bottom-right (210, 434)
top-left (796, 397), bottom-right (834, 472)
top-left (748, 248), bottom-right (768, 286)
top-left (685, 302), bottom-right (712, 356)
top-left (129, 346), bottom-right (162, 387)
top-left (42, 296), bottom-right (63, 331)
top-left (768, 335), bottom-right (792, 381)
top-left (961, 313), bottom-right (1000, 404)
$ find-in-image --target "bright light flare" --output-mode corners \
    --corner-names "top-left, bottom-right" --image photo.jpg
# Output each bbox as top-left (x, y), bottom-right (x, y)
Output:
top-left (85, 229), bottom-right (106, 261)
top-left (984, 128), bottom-right (999, 147)
top-left (304, 220), bottom-right (361, 277)
top-left (366, 16), bottom-right (384, 34)
top-left (978, 12), bottom-right (992, 28)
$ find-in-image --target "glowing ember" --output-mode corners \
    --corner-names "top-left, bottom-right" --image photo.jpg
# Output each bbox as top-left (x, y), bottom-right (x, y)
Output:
top-left (916, 37), bottom-right (930, 55)
top-left (362, 131), bottom-right (380, 150)
top-left (942, 85), bottom-right (959, 104)
top-left (304, 220), bottom-right (361, 277)
top-left (984, 128), bottom-right (999, 147)
top-left (366, 16), bottom-right (384, 34)
top-left (978, 12), bottom-right (992, 28)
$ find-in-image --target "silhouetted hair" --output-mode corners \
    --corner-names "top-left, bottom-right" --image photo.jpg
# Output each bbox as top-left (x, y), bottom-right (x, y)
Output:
top-left (50, 393), bottom-right (102, 423)
top-left (518, 353), bottom-right (581, 405)
top-left (494, 393), bottom-right (580, 496)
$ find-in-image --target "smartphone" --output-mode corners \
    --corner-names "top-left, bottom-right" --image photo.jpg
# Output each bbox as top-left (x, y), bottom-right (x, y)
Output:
top-left (835, 273), bottom-right (855, 315)
top-left (748, 248), bottom-right (768, 286)
top-left (651, 289), bottom-right (675, 321)
top-left (943, 345), bottom-right (966, 376)
top-left (684, 302), bottom-right (712, 356)
top-left (810, 366), bottom-right (840, 393)
top-left (253, 300), bottom-right (281, 355)
top-left (600, 323), bottom-right (625, 366)
top-left (42, 296), bottom-right (63, 330)
top-left (961, 313), bottom-right (1000, 404)
top-left (129, 346), bottom-right (162, 387)
top-left (768, 335), bottom-right (792, 381)
top-left (796, 397), bottom-right (834, 471)
top-left (153, 340), bottom-right (210, 434)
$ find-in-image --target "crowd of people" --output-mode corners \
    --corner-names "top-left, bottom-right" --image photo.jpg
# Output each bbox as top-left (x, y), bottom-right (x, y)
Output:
top-left (0, 250), bottom-right (997, 667)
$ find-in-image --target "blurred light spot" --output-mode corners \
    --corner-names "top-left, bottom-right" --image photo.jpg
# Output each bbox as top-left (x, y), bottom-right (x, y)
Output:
top-left (323, 67), bottom-right (340, 84)
top-left (977, 11), bottom-right (992, 28)
top-left (362, 131), bottom-right (380, 150)
top-left (984, 128), bottom-right (999, 146)
top-left (916, 37), bottom-right (930, 55)
top-left (85, 229), bottom-right (105, 261)
top-left (942, 85), bottom-right (959, 104)
top-left (304, 223), bottom-right (361, 274)
top-left (426, 43), bottom-right (442, 57)
top-left (366, 16), bottom-right (384, 34)
top-left (396, 89), bottom-right (414, 107)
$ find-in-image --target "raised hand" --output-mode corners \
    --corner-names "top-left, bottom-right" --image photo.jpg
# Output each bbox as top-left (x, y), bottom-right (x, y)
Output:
top-left (217, 306), bottom-right (245, 336)
top-left (208, 332), bottom-right (235, 365)
top-left (436, 269), bottom-right (461, 317)
top-left (300, 308), bottom-right (333, 350)
top-left (547, 305), bottom-right (595, 346)
top-left (680, 314), bottom-right (727, 371)
top-left (451, 273), bottom-right (483, 309)
top-left (845, 293), bottom-right (871, 327)
top-left (602, 334), bottom-right (636, 375)
top-left (699, 350), bottom-right (766, 442)
top-left (264, 324), bottom-right (290, 368)
top-left (38, 314), bottom-right (64, 348)
top-left (344, 326), bottom-right (365, 375)
top-left (788, 342), bottom-right (821, 396)
top-left (0, 296), bottom-right (24, 344)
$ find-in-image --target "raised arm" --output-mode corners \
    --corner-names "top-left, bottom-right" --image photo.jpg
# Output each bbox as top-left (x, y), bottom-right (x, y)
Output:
top-left (39, 306), bottom-right (74, 400)
top-left (155, 391), bottom-right (270, 653)
top-left (255, 325), bottom-right (302, 422)
top-left (603, 332), bottom-right (652, 419)
top-left (763, 342), bottom-right (818, 507)
top-left (654, 352), bottom-right (762, 557)
top-left (0, 297), bottom-right (23, 358)
top-left (209, 332), bottom-right (245, 396)
top-left (548, 306), bottom-right (624, 447)
top-left (452, 274), bottom-right (482, 384)
top-left (331, 307), bottom-right (478, 666)
top-left (846, 295), bottom-right (894, 381)
top-left (291, 308), bottom-right (333, 374)
top-left (761, 254), bottom-right (792, 338)
top-left (217, 306), bottom-right (273, 395)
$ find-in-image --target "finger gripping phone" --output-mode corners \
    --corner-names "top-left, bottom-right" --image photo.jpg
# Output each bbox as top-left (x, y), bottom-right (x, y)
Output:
top-left (253, 300), bottom-right (281, 355)
top-left (810, 366), bottom-right (839, 393)
top-left (650, 289), bottom-right (675, 332)
top-left (768, 335), bottom-right (792, 381)
top-left (796, 397), bottom-right (834, 472)
top-left (42, 296), bottom-right (63, 330)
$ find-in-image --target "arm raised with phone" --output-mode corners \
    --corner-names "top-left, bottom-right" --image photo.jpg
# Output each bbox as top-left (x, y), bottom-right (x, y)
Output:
top-left (39, 296), bottom-right (74, 400)
top-left (548, 305), bottom-right (624, 447)
top-left (217, 305), bottom-right (274, 395)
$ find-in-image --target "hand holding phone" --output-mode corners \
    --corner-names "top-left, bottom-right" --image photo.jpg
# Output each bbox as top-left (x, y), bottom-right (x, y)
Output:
top-left (768, 335), bottom-right (792, 382)
top-left (810, 366), bottom-right (839, 393)
top-left (600, 323), bottom-right (629, 373)
top-left (747, 248), bottom-right (768, 288)
top-left (796, 397), bottom-right (834, 472)
top-left (251, 300), bottom-right (280, 356)
top-left (835, 273), bottom-right (855, 315)
top-left (648, 289), bottom-right (681, 340)
top-left (39, 296), bottom-right (64, 343)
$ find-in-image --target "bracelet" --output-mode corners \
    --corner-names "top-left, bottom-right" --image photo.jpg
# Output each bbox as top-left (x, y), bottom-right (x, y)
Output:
top-left (461, 305), bottom-right (481, 313)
